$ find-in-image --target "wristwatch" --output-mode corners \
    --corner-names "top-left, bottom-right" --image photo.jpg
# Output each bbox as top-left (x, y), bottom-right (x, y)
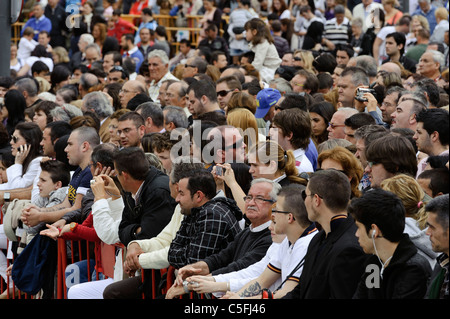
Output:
top-left (70, 222), bottom-right (78, 232)
top-left (3, 192), bottom-right (11, 202)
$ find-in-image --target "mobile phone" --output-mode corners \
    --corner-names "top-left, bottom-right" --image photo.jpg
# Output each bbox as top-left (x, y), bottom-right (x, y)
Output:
top-left (216, 166), bottom-right (223, 176)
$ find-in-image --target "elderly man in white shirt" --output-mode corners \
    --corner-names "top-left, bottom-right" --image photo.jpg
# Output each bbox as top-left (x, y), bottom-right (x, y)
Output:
top-left (147, 50), bottom-right (179, 103)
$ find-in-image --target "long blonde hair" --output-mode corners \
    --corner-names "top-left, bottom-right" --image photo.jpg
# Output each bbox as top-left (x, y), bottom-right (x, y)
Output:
top-left (226, 108), bottom-right (259, 152)
top-left (249, 140), bottom-right (307, 185)
top-left (380, 174), bottom-right (429, 230)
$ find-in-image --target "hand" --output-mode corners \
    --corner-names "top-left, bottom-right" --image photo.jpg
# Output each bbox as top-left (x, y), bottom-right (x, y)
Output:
top-left (364, 92), bottom-right (378, 113)
top-left (186, 276), bottom-right (216, 294)
top-left (353, 86), bottom-right (369, 112)
top-left (165, 283), bottom-right (186, 299)
top-left (125, 242), bottom-right (144, 273)
top-left (215, 163), bottom-right (237, 188)
top-left (91, 175), bottom-right (120, 201)
top-left (15, 144), bottom-right (31, 165)
top-left (40, 223), bottom-right (61, 240)
top-left (175, 265), bottom-right (203, 286)
top-left (52, 219), bottom-right (67, 229)
top-left (21, 205), bottom-right (41, 227)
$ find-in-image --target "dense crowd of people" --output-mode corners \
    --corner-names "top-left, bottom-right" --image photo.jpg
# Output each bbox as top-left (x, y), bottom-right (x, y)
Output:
top-left (0, 0), bottom-right (448, 301)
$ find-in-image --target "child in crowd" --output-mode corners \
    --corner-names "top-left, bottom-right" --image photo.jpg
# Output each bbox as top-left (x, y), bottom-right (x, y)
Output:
top-left (26, 160), bottom-right (71, 242)
top-left (244, 18), bottom-right (282, 83)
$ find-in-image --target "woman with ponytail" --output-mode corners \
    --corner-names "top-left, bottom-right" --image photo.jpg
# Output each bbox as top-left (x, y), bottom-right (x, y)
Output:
top-left (380, 174), bottom-right (438, 269)
top-left (247, 140), bottom-right (307, 187)
top-left (215, 140), bottom-right (307, 213)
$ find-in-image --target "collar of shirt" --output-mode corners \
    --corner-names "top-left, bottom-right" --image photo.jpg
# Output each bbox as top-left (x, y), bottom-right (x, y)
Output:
top-left (127, 46), bottom-right (139, 56)
top-left (273, 173), bottom-right (286, 184)
top-left (438, 253), bottom-right (449, 270)
top-left (330, 214), bottom-right (347, 233)
top-left (36, 15), bottom-right (46, 22)
top-left (131, 180), bottom-right (145, 204)
top-left (250, 219), bottom-right (272, 233)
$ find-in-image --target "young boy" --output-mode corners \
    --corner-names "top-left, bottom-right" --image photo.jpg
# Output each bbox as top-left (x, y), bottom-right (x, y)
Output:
top-left (27, 160), bottom-right (71, 240)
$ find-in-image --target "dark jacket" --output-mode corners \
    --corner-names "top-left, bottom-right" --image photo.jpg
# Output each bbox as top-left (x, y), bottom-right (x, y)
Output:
top-left (207, 221), bottom-right (272, 275)
top-left (353, 234), bottom-right (432, 299)
top-left (283, 215), bottom-right (368, 299)
top-left (118, 167), bottom-right (176, 246)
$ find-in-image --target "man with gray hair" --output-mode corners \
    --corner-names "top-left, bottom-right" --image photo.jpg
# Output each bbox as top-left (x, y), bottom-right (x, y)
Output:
top-left (163, 106), bottom-right (189, 132)
top-left (147, 50), bottom-right (179, 102)
top-left (12, 77), bottom-right (41, 107)
top-left (347, 55), bottom-right (378, 84)
top-left (337, 66), bottom-right (370, 108)
top-left (84, 43), bottom-right (102, 65)
top-left (136, 101), bottom-right (165, 134)
top-left (164, 81), bottom-right (190, 116)
top-left (70, 33), bottom-right (95, 71)
top-left (182, 56), bottom-right (208, 79)
top-left (21, 2), bottom-right (52, 41)
top-left (417, 50), bottom-right (445, 81)
top-left (82, 91), bottom-right (114, 142)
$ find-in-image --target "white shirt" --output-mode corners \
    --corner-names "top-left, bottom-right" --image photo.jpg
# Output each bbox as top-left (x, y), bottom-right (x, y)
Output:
top-left (268, 229), bottom-right (318, 285)
top-left (213, 242), bottom-right (282, 297)
top-left (293, 148), bottom-right (314, 173)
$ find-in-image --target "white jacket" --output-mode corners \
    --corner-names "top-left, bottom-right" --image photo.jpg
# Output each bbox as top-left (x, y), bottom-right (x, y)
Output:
top-left (92, 197), bottom-right (125, 281)
top-left (128, 204), bottom-right (184, 270)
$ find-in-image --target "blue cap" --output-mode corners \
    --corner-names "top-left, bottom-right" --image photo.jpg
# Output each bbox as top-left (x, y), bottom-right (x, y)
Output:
top-left (255, 88), bottom-right (281, 119)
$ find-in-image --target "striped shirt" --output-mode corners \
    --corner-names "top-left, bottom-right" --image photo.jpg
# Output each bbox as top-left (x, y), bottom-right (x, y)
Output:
top-left (324, 17), bottom-right (351, 46)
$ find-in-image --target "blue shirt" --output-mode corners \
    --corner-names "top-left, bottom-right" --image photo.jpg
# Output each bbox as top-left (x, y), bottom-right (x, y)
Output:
top-left (413, 5), bottom-right (438, 33)
top-left (305, 139), bottom-right (318, 171)
top-left (123, 47), bottom-right (145, 73)
top-left (21, 16), bottom-right (52, 41)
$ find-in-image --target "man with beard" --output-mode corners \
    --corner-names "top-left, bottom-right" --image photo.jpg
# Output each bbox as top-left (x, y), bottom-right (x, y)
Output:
top-left (121, 33), bottom-right (144, 73)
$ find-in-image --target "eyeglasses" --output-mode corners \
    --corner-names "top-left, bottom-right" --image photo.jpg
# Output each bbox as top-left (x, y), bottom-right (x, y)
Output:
top-left (367, 161), bottom-right (379, 168)
top-left (185, 64), bottom-right (196, 69)
top-left (224, 139), bottom-right (244, 150)
top-left (328, 122), bottom-right (346, 129)
top-left (272, 209), bottom-right (292, 215)
top-left (216, 89), bottom-right (233, 97)
top-left (293, 57), bottom-right (302, 61)
top-left (301, 190), bottom-right (322, 201)
top-left (272, 209), bottom-right (295, 220)
top-left (274, 105), bottom-right (284, 111)
top-left (11, 136), bottom-right (19, 143)
top-left (119, 89), bottom-right (138, 94)
top-left (243, 196), bottom-right (275, 204)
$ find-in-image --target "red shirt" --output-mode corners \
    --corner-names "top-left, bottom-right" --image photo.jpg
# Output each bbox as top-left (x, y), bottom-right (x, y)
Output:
top-left (107, 18), bottom-right (136, 43)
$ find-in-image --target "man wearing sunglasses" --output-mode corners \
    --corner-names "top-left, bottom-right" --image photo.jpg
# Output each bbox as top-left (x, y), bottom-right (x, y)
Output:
top-left (327, 107), bottom-right (358, 139)
top-left (206, 125), bottom-right (247, 165)
top-left (283, 169), bottom-right (368, 299)
top-left (215, 75), bottom-right (241, 110)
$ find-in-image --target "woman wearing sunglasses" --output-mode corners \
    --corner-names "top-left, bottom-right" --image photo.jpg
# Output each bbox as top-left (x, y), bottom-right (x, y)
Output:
top-left (0, 122), bottom-right (43, 191)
